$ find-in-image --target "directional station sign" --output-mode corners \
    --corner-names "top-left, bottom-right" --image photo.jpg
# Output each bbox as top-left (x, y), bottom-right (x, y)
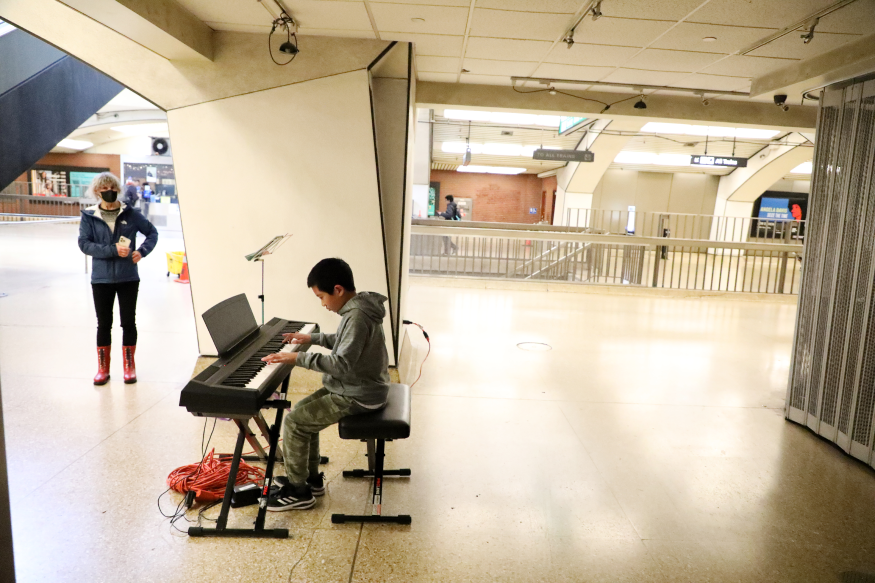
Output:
top-left (533, 149), bottom-right (595, 162)
top-left (690, 155), bottom-right (748, 168)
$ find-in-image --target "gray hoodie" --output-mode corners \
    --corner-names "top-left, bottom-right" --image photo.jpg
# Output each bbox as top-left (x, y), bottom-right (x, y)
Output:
top-left (296, 292), bottom-right (390, 407)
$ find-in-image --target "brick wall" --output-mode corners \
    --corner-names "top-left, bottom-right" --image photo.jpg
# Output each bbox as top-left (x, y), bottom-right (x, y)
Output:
top-left (432, 170), bottom-right (557, 224)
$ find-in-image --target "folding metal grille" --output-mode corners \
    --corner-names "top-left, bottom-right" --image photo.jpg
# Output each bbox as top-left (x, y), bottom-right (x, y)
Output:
top-left (787, 77), bottom-right (875, 468)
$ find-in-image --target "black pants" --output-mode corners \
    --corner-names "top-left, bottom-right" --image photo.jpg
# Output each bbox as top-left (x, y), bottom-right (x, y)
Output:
top-left (92, 281), bottom-right (139, 346)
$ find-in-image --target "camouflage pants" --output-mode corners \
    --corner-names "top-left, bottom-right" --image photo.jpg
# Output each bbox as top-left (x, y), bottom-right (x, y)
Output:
top-left (281, 388), bottom-right (366, 486)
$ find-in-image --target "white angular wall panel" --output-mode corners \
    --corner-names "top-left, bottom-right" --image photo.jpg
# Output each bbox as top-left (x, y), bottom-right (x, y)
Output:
top-left (168, 70), bottom-right (395, 360)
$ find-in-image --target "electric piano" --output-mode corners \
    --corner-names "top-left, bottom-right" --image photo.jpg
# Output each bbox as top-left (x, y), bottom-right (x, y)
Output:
top-left (179, 293), bottom-right (319, 539)
top-left (179, 294), bottom-right (319, 419)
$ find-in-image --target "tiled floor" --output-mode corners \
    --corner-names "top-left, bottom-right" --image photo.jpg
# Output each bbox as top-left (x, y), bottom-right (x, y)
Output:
top-left (2, 223), bottom-right (875, 582)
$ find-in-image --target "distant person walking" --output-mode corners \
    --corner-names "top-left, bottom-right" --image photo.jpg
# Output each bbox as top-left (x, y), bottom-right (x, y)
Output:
top-left (78, 172), bottom-right (158, 385)
top-left (123, 178), bottom-right (140, 209)
top-left (437, 194), bottom-right (460, 254)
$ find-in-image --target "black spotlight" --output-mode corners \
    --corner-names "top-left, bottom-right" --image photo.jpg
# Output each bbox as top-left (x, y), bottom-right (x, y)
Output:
top-left (634, 97), bottom-right (647, 109)
top-left (279, 37), bottom-right (298, 55)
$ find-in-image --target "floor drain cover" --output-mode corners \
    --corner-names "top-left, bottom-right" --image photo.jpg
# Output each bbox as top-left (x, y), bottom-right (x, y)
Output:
top-left (517, 342), bottom-right (551, 351)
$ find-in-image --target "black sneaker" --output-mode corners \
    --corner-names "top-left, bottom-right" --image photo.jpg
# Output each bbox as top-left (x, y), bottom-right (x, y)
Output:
top-left (273, 473), bottom-right (326, 497)
top-left (266, 483), bottom-right (316, 512)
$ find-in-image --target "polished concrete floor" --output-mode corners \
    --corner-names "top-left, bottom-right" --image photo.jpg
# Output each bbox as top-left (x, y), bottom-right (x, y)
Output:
top-left (2, 223), bottom-right (875, 582)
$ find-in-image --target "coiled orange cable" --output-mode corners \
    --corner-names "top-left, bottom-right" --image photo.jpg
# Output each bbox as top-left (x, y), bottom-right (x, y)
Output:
top-left (167, 448), bottom-right (265, 502)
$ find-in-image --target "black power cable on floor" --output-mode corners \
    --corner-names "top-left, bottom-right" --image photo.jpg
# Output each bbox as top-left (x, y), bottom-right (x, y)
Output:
top-left (403, 320), bottom-right (430, 387)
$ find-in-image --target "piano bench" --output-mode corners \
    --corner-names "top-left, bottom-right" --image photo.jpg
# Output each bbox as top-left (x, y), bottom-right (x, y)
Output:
top-left (331, 383), bottom-right (412, 525)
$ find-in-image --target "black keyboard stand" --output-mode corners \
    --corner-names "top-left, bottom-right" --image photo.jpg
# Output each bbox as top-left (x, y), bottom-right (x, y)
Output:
top-left (188, 376), bottom-right (290, 539)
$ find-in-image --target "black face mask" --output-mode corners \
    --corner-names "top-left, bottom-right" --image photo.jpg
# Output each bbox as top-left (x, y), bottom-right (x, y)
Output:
top-left (99, 190), bottom-right (118, 203)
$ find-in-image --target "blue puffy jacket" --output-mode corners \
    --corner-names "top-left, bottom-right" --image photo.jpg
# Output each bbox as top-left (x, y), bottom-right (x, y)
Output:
top-left (79, 204), bottom-right (159, 284)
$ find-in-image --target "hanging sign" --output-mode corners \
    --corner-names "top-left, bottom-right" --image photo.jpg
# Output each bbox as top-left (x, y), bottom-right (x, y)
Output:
top-left (690, 155), bottom-right (748, 168)
top-left (533, 149), bottom-right (594, 162)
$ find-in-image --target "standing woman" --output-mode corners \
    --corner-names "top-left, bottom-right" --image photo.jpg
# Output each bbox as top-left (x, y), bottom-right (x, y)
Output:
top-left (78, 172), bottom-right (158, 385)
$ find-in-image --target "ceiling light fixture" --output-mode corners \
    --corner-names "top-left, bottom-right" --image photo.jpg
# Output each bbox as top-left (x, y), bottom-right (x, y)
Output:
top-left (702, 36), bottom-right (717, 42)
top-left (411, 17), bottom-right (425, 23)
top-left (738, 0), bottom-right (859, 55)
top-left (640, 122), bottom-right (780, 140)
top-left (800, 17), bottom-right (819, 43)
top-left (563, 28), bottom-right (575, 49)
top-left (549, 86), bottom-right (557, 95)
top-left (633, 95), bottom-right (647, 109)
top-left (591, 0), bottom-right (603, 20)
top-left (614, 152), bottom-right (692, 167)
top-left (457, 165), bottom-right (526, 175)
top-left (512, 76), bottom-right (750, 98)
top-left (263, 1), bottom-right (299, 65)
top-left (791, 161), bottom-right (813, 174)
top-left (443, 109), bottom-right (561, 128)
top-left (57, 138), bottom-right (94, 150)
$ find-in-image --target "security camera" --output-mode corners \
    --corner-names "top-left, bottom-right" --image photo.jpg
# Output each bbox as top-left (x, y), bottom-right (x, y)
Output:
top-left (774, 94), bottom-right (789, 112)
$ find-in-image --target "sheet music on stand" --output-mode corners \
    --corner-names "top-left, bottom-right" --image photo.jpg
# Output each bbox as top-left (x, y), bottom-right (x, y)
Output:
top-left (246, 234), bottom-right (292, 324)
top-left (245, 234), bottom-right (292, 262)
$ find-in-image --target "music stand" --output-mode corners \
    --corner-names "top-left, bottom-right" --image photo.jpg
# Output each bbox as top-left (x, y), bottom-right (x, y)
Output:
top-left (245, 234), bottom-right (292, 325)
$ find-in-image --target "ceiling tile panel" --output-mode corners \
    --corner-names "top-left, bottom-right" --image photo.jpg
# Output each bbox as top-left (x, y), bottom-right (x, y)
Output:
top-left (469, 8), bottom-right (571, 41)
top-left (271, 0), bottom-right (372, 31)
top-left (464, 37), bottom-right (552, 62)
top-left (650, 22), bottom-right (777, 55)
top-left (381, 32), bottom-right (464, 57)
top-left (572, 17), bottom-right (676, 48)
top-left (297, 27), bottom-right (376, 38)
top-left (176, 0), bottom-right (272, 25)
top-left (459, 73), bottom-right (517, 85)
top-left (671, 73), bottom-right (753, 91)
top-left (373, 0), bottom-right (469, 6)
top-left (371, 3), bottom-right (470, 35)
top-left (534, 62), bottom-right (617, 81)
top-left (475, 0), bottom-right (579, 13)
top-left (748, 31), bottom-right (862, 59)
top-left (700, 54), bottom-right (799, 78)
top-left (543, 43), bottom-right (642, 67)
top-left (418, 72), bottom-right (459, 83)
top-left (417, 55), bottom-right (460, 73)
top-left (462, 58), bottom-right (540, 77)
top-left (815, 0), bottom-right (875, 34)
top-left (688, 0), bottom-right (835, 28)
top-left (625, 48), bottom-right (726, 72)
top-left (600, 68), bottom-right (691, 86)
top-left (602, 0), bottom-right (714, 21)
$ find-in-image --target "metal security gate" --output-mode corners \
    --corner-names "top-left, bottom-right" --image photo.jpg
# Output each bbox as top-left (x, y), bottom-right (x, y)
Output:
top-left (786, 76), bottom-right (875, 469)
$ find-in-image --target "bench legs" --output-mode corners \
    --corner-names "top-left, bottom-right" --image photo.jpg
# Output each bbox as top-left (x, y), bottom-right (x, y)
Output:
top-left (331, 439), bottom-right (411, 525)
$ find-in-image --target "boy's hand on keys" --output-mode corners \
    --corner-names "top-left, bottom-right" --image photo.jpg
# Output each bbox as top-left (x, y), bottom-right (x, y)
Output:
top-left (283, 332), bottom-right (311, 345)
top-left (262, 352), bottom-right (298, 364)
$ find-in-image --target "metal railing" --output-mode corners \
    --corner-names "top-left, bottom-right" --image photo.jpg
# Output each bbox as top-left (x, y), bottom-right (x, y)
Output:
top-left (1, 181), bottom-right (92, 198)
top-left (566, 207), bottom-right (806, 244)
top-left (0, 193), bottom-right (96, 223)
top-left (410, 221), bottom-right (803, 294)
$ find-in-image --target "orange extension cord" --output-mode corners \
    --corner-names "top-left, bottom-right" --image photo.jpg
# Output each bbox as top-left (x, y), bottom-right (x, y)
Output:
top-left (167, 448), bottom-right (265, 502)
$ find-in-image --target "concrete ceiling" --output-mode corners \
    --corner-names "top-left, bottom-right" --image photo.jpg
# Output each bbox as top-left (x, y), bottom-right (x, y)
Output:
top-left (173, 0), bottom-right (875, 104)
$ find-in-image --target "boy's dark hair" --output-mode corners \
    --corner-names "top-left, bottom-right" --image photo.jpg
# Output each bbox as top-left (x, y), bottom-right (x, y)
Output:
top-left (445, 195), bottom-right (454, 202)
top-left (307, 258), bottom-right (356, 293)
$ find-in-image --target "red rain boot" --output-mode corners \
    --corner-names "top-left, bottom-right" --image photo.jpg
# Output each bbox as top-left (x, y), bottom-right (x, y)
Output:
top-left (123, 345), bottom-right (137, 384)
top-left (94, 346), bottom-right (111, 385)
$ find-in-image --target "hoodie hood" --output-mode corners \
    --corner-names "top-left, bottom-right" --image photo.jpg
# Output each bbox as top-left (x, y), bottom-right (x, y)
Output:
top-left (339, 292), bottom-right (387, 322)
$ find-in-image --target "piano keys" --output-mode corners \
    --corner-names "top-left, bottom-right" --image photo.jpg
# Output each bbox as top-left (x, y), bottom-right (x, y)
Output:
top-left (179, 294), bottom-right (319, 418)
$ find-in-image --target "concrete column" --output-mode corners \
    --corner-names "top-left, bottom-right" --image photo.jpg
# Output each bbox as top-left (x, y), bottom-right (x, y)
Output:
top-left (553, 118), bottom-right (646, 225)
top-left (710, 133), bottom-right (813, 243)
